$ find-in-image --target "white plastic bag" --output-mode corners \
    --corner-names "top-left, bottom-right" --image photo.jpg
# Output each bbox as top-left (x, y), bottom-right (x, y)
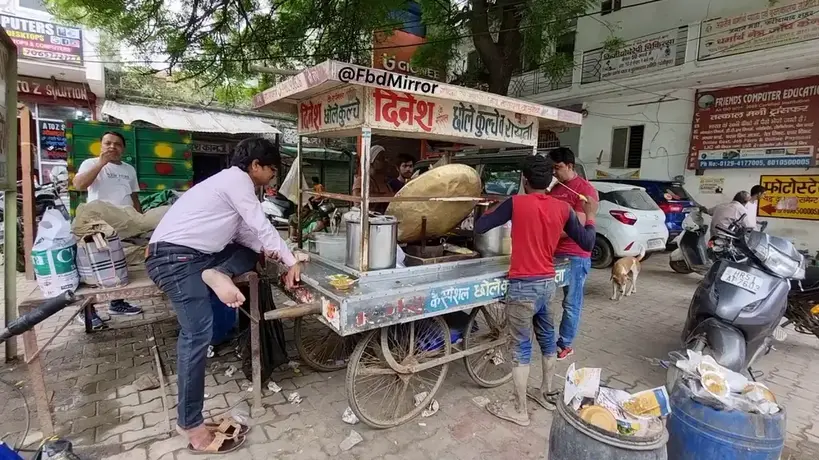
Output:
top-left (280, 159), bottom-right (309, 204)
top-left (32, 209), bottom-right (80, 298)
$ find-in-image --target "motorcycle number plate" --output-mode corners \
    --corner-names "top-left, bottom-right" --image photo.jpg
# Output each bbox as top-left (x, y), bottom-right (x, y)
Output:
top-left (720, 267), bottom-right (763, 294)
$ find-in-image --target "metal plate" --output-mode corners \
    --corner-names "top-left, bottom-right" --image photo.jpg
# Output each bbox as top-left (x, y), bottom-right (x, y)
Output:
top-left (720, 267), bottom-right (763, 293)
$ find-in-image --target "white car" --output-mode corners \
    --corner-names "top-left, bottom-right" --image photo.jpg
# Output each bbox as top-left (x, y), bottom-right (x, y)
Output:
top-left (589, 181), bottom-right (669, 269)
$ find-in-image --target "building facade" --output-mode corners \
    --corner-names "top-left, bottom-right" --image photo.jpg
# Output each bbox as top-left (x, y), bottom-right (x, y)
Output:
top-left (0, 0), bottom-right (105, 184)
top-left (510, 0), bottom-right (819, 253)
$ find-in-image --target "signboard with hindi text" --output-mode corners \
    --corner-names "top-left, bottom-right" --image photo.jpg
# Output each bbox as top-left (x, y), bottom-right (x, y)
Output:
top-left (758, 175), bottom-right (819, 221)
top-left (367, 88), bottom-right (538, 147)
top-left (699, 0), bottom-right (819, 61)
top-left (600, 30), bottom-right (679, 80)
top-left (688, 76), bottom-right (819, 169)
top-left (298, 86), bottom-right (364, 135)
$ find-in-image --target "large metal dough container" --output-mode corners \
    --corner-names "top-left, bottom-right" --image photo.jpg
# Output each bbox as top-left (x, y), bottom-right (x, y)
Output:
top-left (386, 164), bottom-right (482, 243)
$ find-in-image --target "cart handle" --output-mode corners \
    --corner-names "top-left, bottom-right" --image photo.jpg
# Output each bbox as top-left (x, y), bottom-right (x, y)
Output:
top-left (263, 303), bottom-right (321, 321)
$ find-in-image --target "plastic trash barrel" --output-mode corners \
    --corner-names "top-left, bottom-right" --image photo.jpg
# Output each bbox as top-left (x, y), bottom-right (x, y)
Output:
top-left (549, 393), bottom-right (668, 460)
top-left (667, 383), bottom-right (786, 460)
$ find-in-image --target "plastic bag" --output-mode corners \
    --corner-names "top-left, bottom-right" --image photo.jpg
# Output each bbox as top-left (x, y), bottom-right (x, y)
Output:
top-left (32, 209), bottom-right (80, 298)
top-left (279, 159), bottom-right (308, 204)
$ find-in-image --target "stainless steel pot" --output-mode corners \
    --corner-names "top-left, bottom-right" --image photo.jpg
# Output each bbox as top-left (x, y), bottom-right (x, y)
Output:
top-left (345, 213), bottom-right (399, 271)
top-left (475, 224), bottom-right (512, 256)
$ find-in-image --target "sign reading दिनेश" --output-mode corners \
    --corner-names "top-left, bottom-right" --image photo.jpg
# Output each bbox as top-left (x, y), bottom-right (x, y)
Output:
top-left (298, 86), bottom-right (364, 135)
top-left (688, 75), bottom-right (819, 170)
top-left (758, 175), bottom-right (819, 221)
top-left (0, 14), bottom-right (82, 65)
top-left (368, 88), bottom-right (538, 146)
top-left (699, 0), bottom-right (819, 60)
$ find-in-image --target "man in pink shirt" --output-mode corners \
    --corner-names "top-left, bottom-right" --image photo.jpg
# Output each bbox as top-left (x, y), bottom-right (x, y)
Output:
top-left (147, 137), bottom-right (301, 454)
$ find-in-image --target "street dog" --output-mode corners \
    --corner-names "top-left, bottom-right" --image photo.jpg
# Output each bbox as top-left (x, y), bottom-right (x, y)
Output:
top-left (610, 246), bottom-right (645, 301)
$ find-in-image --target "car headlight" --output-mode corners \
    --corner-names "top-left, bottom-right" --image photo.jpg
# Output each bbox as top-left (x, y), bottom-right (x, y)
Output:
top-left (751, 242), bottom-right (803, 279)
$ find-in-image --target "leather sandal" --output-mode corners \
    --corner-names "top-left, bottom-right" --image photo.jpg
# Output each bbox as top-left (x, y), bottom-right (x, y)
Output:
top-left (205, 419), bottom-right (251, 438)
top-left (187, 432), bottom-right (246, 455)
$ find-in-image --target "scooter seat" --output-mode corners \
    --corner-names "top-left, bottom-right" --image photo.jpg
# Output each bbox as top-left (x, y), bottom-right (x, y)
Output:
top-left (791, 266), bottom-right (819, 291)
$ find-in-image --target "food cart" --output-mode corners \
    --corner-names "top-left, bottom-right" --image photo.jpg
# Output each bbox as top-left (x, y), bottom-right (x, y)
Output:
top-left (252, 60), bottom-right (583, 428)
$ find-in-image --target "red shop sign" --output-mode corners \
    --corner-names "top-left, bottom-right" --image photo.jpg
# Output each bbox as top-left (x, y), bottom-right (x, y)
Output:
top-left (688, 76), bottom-right (819, 170)
top-left (16, 75), bottom-right (95, 103)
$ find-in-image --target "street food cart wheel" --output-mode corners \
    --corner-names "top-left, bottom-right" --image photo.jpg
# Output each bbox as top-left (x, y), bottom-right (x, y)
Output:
top-left (294, 315), bottom-right (357, 372)
top-left (346, 317), bottom-right (451, 429)
top-left (463, 304), bottom-right (514, 388)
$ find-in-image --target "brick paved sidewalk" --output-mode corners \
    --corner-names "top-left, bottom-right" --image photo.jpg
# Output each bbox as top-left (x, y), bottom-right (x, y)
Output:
top-left (2, 256), bottom-right (818, 459)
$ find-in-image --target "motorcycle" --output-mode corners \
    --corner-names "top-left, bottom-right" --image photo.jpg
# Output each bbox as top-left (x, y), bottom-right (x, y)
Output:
top-left (666, 214), bottom-right (806, 390)
top-left (782, 265), bottom-right (819, 339)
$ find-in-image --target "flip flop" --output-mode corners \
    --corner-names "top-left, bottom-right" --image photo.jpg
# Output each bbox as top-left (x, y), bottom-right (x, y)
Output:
top-left (526, 388), bottom-right (557, 411)
top-left (205, 419), bottom-right (251, 438)
top-left (187, 432), bottom-right (246, 455)
top-left (485, 401), bottom-right (530, 427)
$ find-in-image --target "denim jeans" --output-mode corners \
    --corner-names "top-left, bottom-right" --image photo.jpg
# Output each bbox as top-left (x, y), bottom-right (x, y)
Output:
top-left (556, 256), bottom-right (591, 350)
top-left (146, 242), bottom-right (257, 429)
top-left (504, 278), bottom-right (557, 365)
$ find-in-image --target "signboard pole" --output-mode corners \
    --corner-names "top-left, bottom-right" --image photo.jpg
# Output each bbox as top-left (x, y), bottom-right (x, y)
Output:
top-left (2, 29), bottom-right (18, 361)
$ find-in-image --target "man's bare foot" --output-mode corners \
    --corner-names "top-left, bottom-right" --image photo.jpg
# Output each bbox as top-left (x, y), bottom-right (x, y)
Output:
top-left (202, 269), bottom-right (245, 308)
top-left (180, 424), bottom-right (214, 450)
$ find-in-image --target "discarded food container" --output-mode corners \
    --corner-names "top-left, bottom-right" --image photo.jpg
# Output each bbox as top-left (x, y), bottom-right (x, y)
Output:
top-left (549, 392), bottom-right (669, 460)
top-left (667, 382), bottom-right (785, 460)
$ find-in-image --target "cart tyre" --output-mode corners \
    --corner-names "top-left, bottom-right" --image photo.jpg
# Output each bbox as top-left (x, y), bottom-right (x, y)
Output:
top-left (294, 315), bottom-right (355, 372)
top-left (463, 305), bottom-right (513, 388)
top-left (346, 317), bottom-right (451, 429)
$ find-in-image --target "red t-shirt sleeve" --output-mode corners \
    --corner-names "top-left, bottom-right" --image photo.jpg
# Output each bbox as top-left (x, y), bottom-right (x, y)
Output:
top-left (578, 180), bottom-right (599, 225)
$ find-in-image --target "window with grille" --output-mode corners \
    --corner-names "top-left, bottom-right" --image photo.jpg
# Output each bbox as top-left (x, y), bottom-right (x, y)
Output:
top-left (601, 0), bottom-right (622, 15)
top-left (537, 130), bottom-right (560, 149)
top-left (610, 125), bottom-right (645, 169)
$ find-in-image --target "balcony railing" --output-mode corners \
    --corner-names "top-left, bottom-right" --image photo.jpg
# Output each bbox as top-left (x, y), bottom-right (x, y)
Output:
top-left (508, 68), bottom-right (572, 98)
top-left (507, 3), bottom-right (819, 98)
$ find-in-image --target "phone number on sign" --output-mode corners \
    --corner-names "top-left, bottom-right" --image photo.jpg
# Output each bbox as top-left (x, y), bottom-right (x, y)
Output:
top-left (699, 158), bottom-right (813, 168)
top-left (21, 48), bottom-right (81, 63)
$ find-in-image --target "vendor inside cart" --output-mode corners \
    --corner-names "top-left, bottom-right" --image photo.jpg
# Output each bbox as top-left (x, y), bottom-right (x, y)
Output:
top-left (474, 155), bottom-right (598, 427)
top-left (352, 145), bottom-right (394, 212)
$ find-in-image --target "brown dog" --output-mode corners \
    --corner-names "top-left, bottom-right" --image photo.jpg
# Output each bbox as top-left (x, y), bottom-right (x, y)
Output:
top-left (610, 246), bottom-right (645, 301)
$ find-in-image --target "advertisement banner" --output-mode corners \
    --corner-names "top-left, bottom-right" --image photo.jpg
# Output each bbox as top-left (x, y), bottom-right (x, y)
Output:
top-left (39, 120), bottom-right (67, 161)
top-left (698, 177), bottom-right (725, 194)
top-left (699, 0), bottom-right (819, 60)
top-left (367, 88), bottom-right (538, 147)
top-left (0, 14), bottom-right (83, 65)
top-left (372, 29), bottom-right (442, 81)
top-left (298, 86), bottom-right (365, 135)
top-left (758, 175), bottom-right (819, 220)
top-left (601, 30), bottom-right (678, 80)
top-left (687, 76), bottom-right (819, 169)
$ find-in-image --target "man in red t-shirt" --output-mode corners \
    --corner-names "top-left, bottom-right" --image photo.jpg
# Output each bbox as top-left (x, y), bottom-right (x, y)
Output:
top-left (548, 147), bottom-right (599, 361)
top-left (475, 155), bottom-right (597, 426)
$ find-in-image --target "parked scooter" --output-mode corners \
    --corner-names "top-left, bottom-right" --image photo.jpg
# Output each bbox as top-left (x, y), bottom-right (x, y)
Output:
top-left (668, 208), bottom-right (709, 275)
top-left (666, 215), bottom-right (806, 390)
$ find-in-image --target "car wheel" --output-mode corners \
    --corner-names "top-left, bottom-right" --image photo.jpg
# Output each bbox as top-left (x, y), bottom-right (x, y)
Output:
top-left (591, 235), bottom-right (614, 269)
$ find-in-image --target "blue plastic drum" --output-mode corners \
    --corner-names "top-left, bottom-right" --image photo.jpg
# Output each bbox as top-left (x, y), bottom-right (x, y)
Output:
top-left (667, 382), bottom-right (786, 460)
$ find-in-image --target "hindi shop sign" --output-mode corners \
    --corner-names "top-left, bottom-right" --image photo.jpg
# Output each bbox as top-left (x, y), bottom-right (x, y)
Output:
top-left (298, 86), bottom-right (364, 135)
top-left (368, 88), bottom-right (539, 147)
top-left (687, 76), bottom-right (819, 170)
top-left (758, 175), bottom-right (819, 221)
top-left (0, 14), bottom-right (82, 65)
top-left (699, 0), bottom-right (819, 60)
top-left (600, 30), bottom-right (679, 80)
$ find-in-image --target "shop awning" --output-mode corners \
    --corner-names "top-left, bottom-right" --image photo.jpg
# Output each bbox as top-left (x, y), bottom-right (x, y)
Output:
top-left (102, 100), bottom-right (282, 134)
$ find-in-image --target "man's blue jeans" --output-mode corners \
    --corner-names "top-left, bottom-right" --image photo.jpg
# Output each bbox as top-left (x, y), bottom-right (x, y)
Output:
top-left (505, 278), bottom-right (557, 365)
top-left (146, 242), bottom-right (257, 429)
top-left (556, 256), bottom-right (591, 350)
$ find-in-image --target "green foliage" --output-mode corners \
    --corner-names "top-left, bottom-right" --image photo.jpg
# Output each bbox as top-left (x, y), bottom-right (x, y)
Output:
top-left (47, 0), bottom-right (595, 97)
